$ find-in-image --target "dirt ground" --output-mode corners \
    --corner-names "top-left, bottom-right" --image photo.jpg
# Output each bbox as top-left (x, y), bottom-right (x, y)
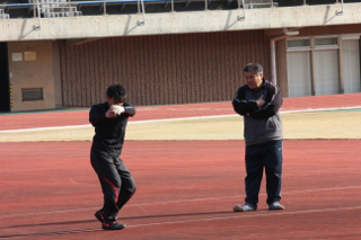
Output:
top-left (0, 110), bottom-right (360, 142)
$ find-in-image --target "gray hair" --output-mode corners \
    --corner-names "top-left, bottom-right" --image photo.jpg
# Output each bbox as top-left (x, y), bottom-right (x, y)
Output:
top-left (243, 63), bottom-right (263, 75)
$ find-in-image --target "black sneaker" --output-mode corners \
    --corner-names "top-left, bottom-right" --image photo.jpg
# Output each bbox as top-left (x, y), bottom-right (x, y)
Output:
top-left (102, 221), bottom-right (126, 230)
top-left (94, 210), bottom-right (105, 223)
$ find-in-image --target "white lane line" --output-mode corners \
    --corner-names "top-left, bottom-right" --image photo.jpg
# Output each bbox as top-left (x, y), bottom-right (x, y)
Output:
top-left (1, 206), bottom-right (360, 239)
top-left (1, 106), bottom-right (360, 133)
top-left (1, 185), bottom-right (360, 218)
top-left (0, 229), bottom-right (103, 239)
top-left (126, 205), bottom-right (361, 228)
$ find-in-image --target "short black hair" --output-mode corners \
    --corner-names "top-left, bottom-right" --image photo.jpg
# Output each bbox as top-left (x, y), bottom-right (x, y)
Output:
top-left (106, 84), bottom-right (127, 102)
top-left (243, 63), bottom-right (263, 75)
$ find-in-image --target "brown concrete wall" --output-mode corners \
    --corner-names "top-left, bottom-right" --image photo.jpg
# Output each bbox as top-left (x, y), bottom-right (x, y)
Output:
top-left (59, 30), bottom-right (272, 107)
top-left (8, 41), bottom-right (55, 111)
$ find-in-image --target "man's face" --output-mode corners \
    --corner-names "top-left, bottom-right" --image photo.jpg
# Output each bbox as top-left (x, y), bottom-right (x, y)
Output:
top-left (244, 71), bottom-right (263, 91)
top-left (106, 97), bottom-right (123, 106)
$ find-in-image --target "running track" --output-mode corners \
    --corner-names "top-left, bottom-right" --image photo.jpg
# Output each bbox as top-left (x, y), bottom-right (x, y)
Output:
top-left (0, 93), bottom-right (360, 240)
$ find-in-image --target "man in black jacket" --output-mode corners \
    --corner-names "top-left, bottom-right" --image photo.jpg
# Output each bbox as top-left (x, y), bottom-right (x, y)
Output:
top-left (232, 63), bottom-right (284, 212)
top-left (89, 84), bottom-right (136, 230)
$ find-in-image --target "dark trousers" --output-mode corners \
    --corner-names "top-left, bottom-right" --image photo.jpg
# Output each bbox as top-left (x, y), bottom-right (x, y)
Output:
top-left (244, 140), bottom-right (283, 207)
top-left (91, 149), bottom-right (136, 219)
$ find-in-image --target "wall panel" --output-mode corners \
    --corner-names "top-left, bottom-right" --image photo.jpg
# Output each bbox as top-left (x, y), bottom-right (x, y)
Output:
top-left (59, 31), bottom-right (271, 107)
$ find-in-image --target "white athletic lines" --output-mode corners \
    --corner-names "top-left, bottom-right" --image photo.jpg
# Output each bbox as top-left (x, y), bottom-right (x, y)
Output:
top-left (0, 229), bottom-right (103, 239)
top-left (1, 185), bottom-right (359, 218)
top-left (126, 205), bottom-right (361, 228)
top-left (1, 106), bottom-right (360, 133)
top-left (1, 207), bottom-right (360, 240)
top-left (282, 185), bottom-right (361, 195)
top-left (128, 195), bottom-right (240, 207)
top-left (126, 185), bottom-right (361, 207)
top-left (0, 207), bottom-right (100, 218)
top-left (0, 124), bottom-right (90, 133)
top-left (0, 115), bottom-right (232, 133)
top-left (281, 106), bottom-right (361, 114)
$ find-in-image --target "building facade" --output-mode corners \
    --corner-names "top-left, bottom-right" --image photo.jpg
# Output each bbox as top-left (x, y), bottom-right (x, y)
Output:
top-left (0, 0), bottom-right (360, 111)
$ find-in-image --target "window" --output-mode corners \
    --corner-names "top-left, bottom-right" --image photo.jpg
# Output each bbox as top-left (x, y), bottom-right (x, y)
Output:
top-left (287, 39), bottom-right (310, 48)
top-left (287, 35), bottom-right (361, 97)
top-left (314, 38), bottom-right (337, 46)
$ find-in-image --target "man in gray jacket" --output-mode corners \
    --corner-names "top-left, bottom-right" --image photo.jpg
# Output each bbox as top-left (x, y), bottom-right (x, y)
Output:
top-left (232, 63), bottom-right (284, 212)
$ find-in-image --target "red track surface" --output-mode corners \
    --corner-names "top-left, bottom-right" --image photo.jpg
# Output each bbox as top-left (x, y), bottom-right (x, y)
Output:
top-left (0, 140), bottom-right (360, 240)
top-left (0, 93), bottom-right (361, 239)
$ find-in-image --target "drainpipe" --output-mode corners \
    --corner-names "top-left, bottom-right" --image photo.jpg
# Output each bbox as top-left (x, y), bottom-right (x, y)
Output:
top-left (336, 0), bottom-right (344, 15)
top-left (33, 0), bottom-right (42, 30)
top-left (270, 28), bottom-right (299, 85)
top-left (237, 0), bottom-right (246, 21)
top-left (137, 0), bottom-right (146, 25)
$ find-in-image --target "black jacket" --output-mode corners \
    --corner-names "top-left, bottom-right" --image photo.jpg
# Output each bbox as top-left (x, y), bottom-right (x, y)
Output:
top-left (89, 101), bottom-right (135, 151)
top-left (232, 79), bottom-right (283, 145)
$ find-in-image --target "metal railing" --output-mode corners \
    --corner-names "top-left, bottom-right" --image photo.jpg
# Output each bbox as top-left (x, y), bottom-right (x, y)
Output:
top-left (0, 0), bottom-right (356, 19)
top-left (33, 0), bottom-right (82, 17)
top-left (0, 8), bottom-right (9, 19)
top-left (0, 0), bottom-right (276, 17)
